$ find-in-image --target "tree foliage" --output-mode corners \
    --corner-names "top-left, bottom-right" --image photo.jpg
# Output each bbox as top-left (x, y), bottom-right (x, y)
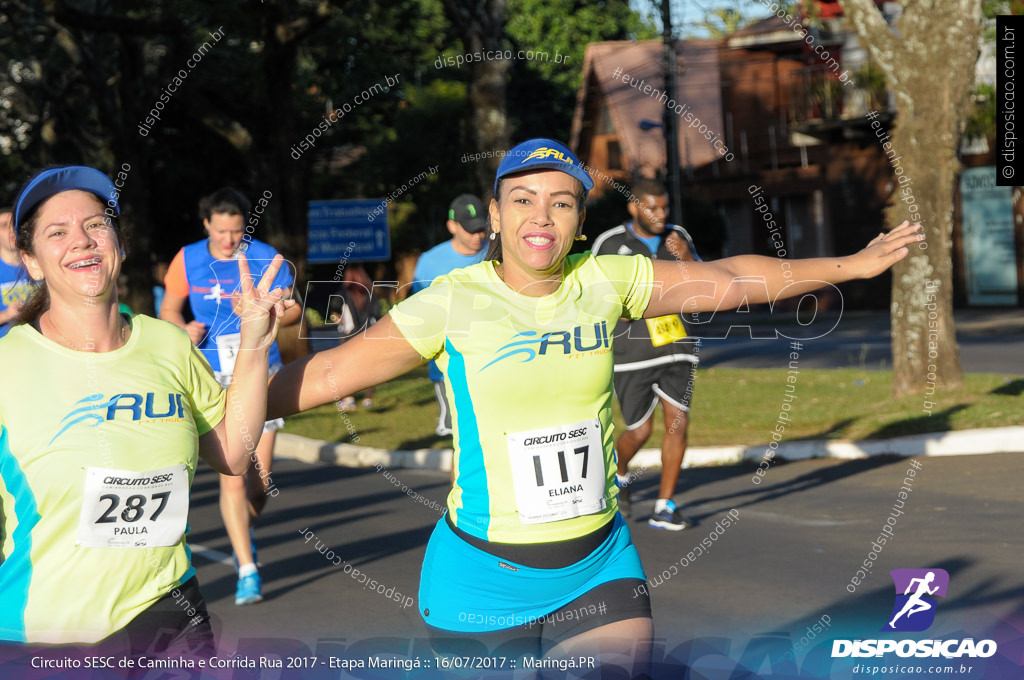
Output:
top-left (0, 0), bottom-right (653, 299)
top-left (694, 8), bottom-right (751, 37)
top-left (679, 0), bottom-right (798, 37)
top-left (506, 1), bottom-right (656, 140)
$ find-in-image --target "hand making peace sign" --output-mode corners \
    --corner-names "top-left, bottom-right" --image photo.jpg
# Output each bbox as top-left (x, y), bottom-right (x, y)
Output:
top-left (236, 253), bottom-right (296, 353)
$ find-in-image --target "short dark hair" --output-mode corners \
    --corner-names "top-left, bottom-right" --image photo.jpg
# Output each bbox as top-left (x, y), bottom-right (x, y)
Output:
top-left (631, 178), bottom-right (667, 201)
top-left (199, 188), bottom-right (251, 221)
top-left (0, 206), bottom-right (12, 216)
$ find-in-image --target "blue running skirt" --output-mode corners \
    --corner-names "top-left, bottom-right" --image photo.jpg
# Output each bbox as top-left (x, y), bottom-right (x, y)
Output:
top-left (419, 513), bottom-right (645, 633)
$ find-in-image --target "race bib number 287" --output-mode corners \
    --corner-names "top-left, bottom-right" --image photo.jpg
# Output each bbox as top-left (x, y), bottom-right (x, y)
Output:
top-left (77, 465), bottom-right (189, 548)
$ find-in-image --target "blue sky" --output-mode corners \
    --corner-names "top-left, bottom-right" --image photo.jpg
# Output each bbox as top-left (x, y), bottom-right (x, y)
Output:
top-left (631, 0), bottom-right (778, 39)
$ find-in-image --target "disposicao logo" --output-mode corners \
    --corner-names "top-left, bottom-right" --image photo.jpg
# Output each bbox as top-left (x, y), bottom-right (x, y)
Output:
top-left (522, 147), bottom-right (573, 165)
top-left (832, 568), bottom-right (997, 660)
top-left (884, 568), bottom-right (948, 632)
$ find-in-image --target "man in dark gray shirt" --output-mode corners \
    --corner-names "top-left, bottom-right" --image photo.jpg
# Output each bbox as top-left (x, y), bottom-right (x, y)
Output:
top-left (592, 178), bottom-right (700, 530)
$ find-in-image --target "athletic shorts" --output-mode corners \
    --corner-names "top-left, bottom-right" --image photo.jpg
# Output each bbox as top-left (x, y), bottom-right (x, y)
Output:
top-left (419, 513), bottom-right (650, 654)
top-left (99, 575), bottom-right (215, 658)
top-left (0, 576), bottom-right (214, 671)
top-left (427, 578), bottom-right (651, 658)
top-left (215, 362), bottom-right (285, 433)
top-left (613, 359), bottom-right (696, 430)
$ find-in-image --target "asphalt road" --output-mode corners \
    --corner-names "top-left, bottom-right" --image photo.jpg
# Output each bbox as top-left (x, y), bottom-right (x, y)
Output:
top-left (182, 452), bottom-right (1023, 679)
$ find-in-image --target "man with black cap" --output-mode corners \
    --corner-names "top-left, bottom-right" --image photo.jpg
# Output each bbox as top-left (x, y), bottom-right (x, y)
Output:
top-left (412, 194), bottom-right (488, 436)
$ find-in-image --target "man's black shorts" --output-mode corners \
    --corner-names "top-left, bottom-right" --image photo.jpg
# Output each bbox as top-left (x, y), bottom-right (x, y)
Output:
top-left (613, 359), bottom-right (696, 429)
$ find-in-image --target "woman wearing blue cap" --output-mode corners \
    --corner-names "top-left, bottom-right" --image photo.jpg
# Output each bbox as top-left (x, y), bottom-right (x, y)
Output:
top-left (0, 166), bottom-right (291, 657)
top-left (267, 139), bottom-right (922, 675)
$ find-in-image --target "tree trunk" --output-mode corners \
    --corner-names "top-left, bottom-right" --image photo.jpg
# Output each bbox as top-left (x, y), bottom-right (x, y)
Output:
top-left (469, 42), bottom-right (511, 195)
top-left (259, 1), bottom-right (339, 282)
top-left (117, 34), bottom-right (156, 315)
top-left (887, 95), bottom-right (964, 397)
top-left (840, 0), bottom-right (980, 397)
top-left (441, 0), bottom-right (510, 197)
top-left (261, 9), bottom-right (306, 267)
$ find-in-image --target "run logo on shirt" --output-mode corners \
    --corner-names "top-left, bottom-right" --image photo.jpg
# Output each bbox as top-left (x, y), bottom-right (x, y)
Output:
top-left (50, 392), bottom-right (186, 444)
top-left (200, 281), bottom-right (235, 304)
top-left (481, 321), bottom-right (610, 371)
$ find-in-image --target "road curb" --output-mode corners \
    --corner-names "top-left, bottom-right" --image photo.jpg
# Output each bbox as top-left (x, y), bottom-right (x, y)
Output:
top-left (634, 426), bottom-right (1024, 469)
top-left (275, 433), bottom-right (453, 470)
top-left (275, 427), bottom-right (1024, 472)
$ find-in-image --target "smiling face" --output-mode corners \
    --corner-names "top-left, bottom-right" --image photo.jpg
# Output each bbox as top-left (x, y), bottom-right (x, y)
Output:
top-left (205, 211), bottom-right (245, 259)
top-left (489, 169), bottom-right (585, 293)
top-left (21, 190), bottom-right (121, 304)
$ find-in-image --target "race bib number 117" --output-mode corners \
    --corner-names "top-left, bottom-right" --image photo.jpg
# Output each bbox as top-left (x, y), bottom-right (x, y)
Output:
top-left (507, 418), bottom-right (606, 524)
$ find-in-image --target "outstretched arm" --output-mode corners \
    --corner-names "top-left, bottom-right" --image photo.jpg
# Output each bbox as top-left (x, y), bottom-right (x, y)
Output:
top-left (644, 222), bottom-right (923, 317)
top-left (267, 314), bottom-right (426, 419)
top-left (200, 254), bottom-right (294, 474)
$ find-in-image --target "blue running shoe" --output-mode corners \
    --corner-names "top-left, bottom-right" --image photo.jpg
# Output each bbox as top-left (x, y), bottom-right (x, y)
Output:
top-left (234, 572), bottom-right (263, 605)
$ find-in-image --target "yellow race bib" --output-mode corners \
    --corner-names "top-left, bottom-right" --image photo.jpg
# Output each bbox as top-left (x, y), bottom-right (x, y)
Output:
top-left (645, 314), bottom-right (687, 347)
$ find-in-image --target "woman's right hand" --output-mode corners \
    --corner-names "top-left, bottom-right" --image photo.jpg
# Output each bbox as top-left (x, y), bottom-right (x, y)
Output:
top-left (236, 253), bottom-right (295, 352)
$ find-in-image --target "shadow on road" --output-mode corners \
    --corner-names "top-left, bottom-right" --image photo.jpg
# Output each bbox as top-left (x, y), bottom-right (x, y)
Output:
top-left (991, 378), bottom-right (1024, 396)
top-left (791, 418), bottom-right (857, 441)
top-left (681, 455), bottom-right (906, 521)
top-left (864, 404), bottom-right (969, 440)
top-left (198, 521), bottom-right (433, 605)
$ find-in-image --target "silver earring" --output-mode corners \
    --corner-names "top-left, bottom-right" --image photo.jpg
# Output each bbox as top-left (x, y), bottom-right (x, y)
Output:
top-left (489, 232), bottom-right (497, 241)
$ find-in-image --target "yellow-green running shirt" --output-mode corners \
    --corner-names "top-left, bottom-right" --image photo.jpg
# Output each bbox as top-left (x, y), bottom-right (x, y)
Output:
top-left (0, 315), bottom-right (225, 644)
top-left (390, 253), bottom-right (654, 544)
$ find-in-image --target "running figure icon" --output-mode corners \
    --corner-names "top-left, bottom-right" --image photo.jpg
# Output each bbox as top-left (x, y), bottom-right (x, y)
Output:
top-left (888, 571), bottom-right (939, 628)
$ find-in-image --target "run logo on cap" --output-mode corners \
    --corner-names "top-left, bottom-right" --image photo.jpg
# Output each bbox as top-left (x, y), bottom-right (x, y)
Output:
top-left (523, 147), bottom-right (575, 165)
top-left (494, 138), bottom-right (595, 196)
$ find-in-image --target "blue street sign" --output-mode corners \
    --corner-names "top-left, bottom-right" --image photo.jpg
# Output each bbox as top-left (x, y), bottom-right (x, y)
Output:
top-left (307, 199), bottom-right (390, 263)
